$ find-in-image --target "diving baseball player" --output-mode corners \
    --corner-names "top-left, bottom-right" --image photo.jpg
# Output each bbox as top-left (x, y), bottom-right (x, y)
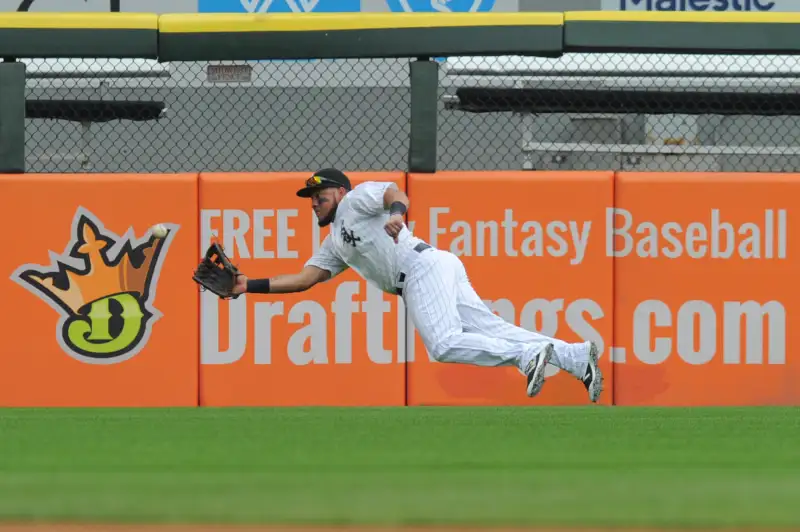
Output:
top-left (230, 168), bottom-right (603, 402)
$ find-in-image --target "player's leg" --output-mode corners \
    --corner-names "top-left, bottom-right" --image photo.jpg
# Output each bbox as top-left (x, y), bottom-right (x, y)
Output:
top-left (453, 260), bottom-right (604, 403)
top-left (458, 286), bottom-right (586, 377)
top-left (403, 249), bottom-right (552, 398)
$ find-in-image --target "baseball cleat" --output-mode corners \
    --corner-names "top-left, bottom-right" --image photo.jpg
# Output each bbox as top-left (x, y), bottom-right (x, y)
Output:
top-left (525, 343), bottom-right (554, 398)
top-left (581, 341), bottom-right (603, 403)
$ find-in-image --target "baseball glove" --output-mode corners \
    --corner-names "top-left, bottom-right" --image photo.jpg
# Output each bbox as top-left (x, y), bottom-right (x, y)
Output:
top-left (192, 242), bottom-right (242, 299)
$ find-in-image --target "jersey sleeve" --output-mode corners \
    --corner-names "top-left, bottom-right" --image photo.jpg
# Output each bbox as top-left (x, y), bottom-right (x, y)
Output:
top-left (348, 181), bottom-right (398, 216)
top-left (304, 234), bottom-right (348, 279)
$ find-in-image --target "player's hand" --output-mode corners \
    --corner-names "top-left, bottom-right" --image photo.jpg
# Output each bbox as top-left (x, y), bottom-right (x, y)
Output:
top-left (232, 273), bottom-right (248, 295)
top-left (384, 214), bottom-right (405, 243)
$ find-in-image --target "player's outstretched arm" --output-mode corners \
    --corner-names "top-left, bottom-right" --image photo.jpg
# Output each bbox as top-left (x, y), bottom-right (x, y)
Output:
top-left (232, 266), bottom-right (331, 296)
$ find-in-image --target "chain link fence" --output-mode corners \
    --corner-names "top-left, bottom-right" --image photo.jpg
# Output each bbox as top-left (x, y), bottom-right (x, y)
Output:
top-left (24, 58), bottom-right (411, 173)
top-left (439, 53), bottom-right (800, 173)
top-left (23, 52), bottom-right (800, 174)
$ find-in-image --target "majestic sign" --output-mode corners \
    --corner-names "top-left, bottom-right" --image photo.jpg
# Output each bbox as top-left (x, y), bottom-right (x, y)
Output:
top-left (601, 0), bottom-right (795, 11)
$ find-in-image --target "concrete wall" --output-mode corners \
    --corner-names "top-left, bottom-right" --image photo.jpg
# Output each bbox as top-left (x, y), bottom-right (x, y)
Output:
top-left (24, 60), bottom-right (531, 173)
top-left (10, 0), bottom-right (800, 174)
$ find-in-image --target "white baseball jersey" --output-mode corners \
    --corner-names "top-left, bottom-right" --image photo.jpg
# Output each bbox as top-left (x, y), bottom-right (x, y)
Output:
top-left (305, 181), bottom-right (426, 295)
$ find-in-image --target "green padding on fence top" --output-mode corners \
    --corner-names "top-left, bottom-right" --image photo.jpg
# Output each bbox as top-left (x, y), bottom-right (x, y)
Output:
top-left (564, 11), bottom-right (800, 53)
top-left (158, 13), bottom-right (564, 60)
top-left (159, 12), bottom-right (563, 33)
top-left (0, 13), bottom-right (157, 58)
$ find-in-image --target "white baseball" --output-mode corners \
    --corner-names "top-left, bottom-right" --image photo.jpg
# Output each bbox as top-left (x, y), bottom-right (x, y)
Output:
top-left (151, 223), bottom-right (168, 239)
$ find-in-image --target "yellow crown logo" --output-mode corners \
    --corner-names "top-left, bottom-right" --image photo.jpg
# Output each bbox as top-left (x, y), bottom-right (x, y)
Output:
top-left (11, 207), bottom-right (179, 364)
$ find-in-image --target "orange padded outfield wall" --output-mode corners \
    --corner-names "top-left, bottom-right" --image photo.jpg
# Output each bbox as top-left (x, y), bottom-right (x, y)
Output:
top-left (405, 172), bottom-right (615, 406)
top-left (613, 172), bottom-right (798, 406)
top-left (0, 173), bottom-right (199, 407)
top-left (197, 172), bottom-right (407, 407)
top-left (1, 170), bottom-right (797, 408)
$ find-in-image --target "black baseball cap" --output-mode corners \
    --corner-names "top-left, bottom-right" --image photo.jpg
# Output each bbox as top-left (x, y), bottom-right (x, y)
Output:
top-left (296, 168), bottom-right (352, 198)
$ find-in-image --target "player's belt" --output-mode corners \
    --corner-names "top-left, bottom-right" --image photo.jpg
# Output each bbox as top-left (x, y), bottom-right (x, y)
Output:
top-left (395, 242), bottom-right (432, 297)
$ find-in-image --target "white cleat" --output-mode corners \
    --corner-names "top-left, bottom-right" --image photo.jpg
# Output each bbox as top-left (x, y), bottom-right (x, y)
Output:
top-left (525, 343), bottom-right (554, 398)
top-left (581, 341), bottom-right (603, 403)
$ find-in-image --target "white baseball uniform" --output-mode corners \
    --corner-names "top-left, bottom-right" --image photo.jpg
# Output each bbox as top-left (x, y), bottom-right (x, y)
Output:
top-left (305, 181), bottom-right (590, 379)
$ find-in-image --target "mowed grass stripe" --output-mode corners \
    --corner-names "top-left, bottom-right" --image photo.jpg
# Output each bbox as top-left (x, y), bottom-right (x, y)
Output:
top-left (0, 407), bottom-right (798, 526)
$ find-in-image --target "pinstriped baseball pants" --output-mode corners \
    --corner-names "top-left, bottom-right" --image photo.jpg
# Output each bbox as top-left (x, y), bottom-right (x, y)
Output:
top-left (402, 248), bottom-right (588, 378)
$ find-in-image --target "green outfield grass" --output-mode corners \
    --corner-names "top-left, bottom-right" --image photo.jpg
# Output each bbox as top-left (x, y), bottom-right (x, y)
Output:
top-left (0, 406), bottom-right (798, 528)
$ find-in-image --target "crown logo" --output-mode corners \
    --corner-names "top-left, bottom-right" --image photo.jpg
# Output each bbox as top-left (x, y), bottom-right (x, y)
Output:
top-left (10, 207), bottom-right (179, 365)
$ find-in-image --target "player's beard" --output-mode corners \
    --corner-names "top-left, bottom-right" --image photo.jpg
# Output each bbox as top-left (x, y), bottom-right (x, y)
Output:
top-left (316, 201), bottom-right (339, 227)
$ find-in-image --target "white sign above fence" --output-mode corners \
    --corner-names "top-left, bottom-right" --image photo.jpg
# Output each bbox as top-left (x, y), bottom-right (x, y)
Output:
top-left (602, 0), bottom-right (800, 11)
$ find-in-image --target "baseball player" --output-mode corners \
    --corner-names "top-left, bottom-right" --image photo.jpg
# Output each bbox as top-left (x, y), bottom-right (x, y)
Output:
top-left (230, 168), bottom-right (603, 402)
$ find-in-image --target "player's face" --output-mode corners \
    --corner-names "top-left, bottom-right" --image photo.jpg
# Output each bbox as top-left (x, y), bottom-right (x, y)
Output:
top-left (310, 187), bottom-right (344, 227)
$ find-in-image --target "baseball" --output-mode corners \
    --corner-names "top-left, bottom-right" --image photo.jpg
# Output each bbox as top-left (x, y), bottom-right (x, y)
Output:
top-left (151, 223), bottom-right (168, 239)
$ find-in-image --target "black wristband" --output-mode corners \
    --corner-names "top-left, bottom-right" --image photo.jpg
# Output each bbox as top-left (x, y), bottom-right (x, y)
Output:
top-left (389, 201), bottom-right (407, 216)
top-left (246, 278), bottom-right (271, 294)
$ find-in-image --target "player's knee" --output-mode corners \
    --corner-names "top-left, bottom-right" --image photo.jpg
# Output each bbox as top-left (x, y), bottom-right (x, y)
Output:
top-left (430, 335), bottom-right (459, 363)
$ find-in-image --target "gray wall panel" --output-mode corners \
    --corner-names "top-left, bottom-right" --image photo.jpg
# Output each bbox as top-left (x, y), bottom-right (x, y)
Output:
top-left (0, 0), bottom-right (197, 12)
